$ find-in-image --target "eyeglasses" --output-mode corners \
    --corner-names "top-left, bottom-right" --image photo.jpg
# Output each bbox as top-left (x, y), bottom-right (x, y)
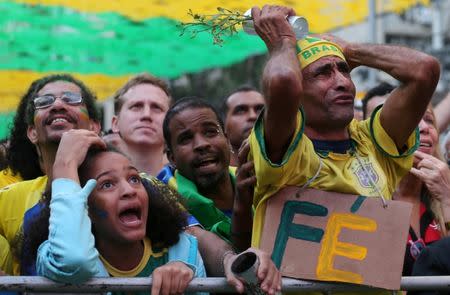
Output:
top-left (33, 92), bottom-right (83, 109)
top-left (409, 238), bottom-right (426, 260)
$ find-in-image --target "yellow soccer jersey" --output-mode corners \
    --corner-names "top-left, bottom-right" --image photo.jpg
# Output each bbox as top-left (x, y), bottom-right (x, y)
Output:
top-left (0, 175), bottom-right (48, 274)
top-left (0, 168), bottom-right (23, 188)
top-left (100, 237), bottom-right (168, 278)
top-left (249, 107), bottom-right (418, 248)
top-left (0, 234), bottom-right (13, 274)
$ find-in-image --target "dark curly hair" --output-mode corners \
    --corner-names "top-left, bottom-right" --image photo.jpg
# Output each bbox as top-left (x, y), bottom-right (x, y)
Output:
top-left (78, 148), bottom-right (188, 248)
top-left (6, 74), bottom-right (100, 180)
top-left (22, 146), bottom-right (187, 270)
top-left (0, 138), bottom-right (9, 170)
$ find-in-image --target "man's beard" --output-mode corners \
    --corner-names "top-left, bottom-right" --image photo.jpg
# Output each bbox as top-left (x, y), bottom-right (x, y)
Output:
top-left (195, 169), bottom-right (227, 191)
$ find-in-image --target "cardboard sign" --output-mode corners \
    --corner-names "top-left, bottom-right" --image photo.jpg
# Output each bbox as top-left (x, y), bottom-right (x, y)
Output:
top-left (260, 187), bottom-right (412, 290)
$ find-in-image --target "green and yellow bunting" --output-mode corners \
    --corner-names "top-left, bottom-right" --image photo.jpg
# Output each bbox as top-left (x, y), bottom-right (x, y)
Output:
top-left (0, 0), bottom-right (429, 139)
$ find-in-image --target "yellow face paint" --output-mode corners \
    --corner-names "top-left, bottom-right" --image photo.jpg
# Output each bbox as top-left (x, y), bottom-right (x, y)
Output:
top-left (297, 36), bottom-right (346, 69)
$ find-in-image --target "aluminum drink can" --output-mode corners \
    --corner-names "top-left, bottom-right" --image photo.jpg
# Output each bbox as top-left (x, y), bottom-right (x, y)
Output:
top-left (242, 9), bottom-right (309, 40)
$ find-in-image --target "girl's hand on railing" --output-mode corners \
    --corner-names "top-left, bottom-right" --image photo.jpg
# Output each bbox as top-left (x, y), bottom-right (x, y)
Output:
top-left (150, 261), bottom-right (194, 295)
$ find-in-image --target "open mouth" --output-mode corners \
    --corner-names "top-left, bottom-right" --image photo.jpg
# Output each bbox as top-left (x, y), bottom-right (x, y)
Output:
top-left (46, 115), bottom-right (73, 126)
top-left (195, 157), bottom-right (218, 168)
top-left (118, 206), bottom-right (142, 225)
top-left (418, 141), bottom-right (433, 154)
top-left (194, 156), bottom-right (220, 174)
top-left (52, 118), bottom-right (68, 124)
top-left (198, 158), bottom-right (216, 166)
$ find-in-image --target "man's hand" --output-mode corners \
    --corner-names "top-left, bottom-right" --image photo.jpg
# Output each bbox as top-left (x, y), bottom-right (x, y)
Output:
top-left (235, 139), bottom-right (256, 210)
top-left (314, 33), bottom-right (359, 70)
top-left (253, 4), bottom-right (303, 163)
top-left (224, 248), bottom-right (282, 294)
top-left (151, 261), bottom-right (194, 295)
top-left (252, 5), bottom-right (297, 52)
top-left (232, 139), bottom-right (256, 251)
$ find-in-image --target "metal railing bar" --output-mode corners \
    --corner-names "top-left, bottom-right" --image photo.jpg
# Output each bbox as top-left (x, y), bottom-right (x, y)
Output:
top-left (1, 276), bottom-right (450, 293)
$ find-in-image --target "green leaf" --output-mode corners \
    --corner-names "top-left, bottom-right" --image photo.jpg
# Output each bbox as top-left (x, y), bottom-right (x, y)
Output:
top-left (179, 7), bottom-right (249, 46)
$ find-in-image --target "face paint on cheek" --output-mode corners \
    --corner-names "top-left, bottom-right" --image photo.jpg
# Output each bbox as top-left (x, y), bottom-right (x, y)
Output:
top-left (33, 111), bottom-right (42, 126)
top-left (91, 206), bottom-right (109, 219)
top-left (79, 107), bottom-right (90, 122)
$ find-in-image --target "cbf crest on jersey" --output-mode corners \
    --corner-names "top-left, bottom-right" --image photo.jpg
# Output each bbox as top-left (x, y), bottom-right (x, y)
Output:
top-left (354, 163), bottom-right (379, 188)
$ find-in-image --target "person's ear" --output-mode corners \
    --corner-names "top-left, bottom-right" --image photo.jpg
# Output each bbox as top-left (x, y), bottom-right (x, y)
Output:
top-left (27, 125), bottom-right (38, 144)
top-left (112, 115), bottom-right (119, 133)
top-left (167, 148), bottom-right (175, 168)
top-left (90, 120), bottom-right (101, 135)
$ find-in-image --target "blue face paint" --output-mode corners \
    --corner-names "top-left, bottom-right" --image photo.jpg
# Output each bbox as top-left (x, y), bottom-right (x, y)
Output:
top-left (91, 206), bottom-right (108, 219)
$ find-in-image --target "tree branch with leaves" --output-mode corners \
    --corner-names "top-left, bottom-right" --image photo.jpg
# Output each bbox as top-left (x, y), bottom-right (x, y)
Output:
top-left (179, 7), bottom-right (251, 45)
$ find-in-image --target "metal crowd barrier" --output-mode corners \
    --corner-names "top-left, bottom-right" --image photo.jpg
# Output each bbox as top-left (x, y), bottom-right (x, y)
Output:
top-left (1, 276), bottom-right (450, 293)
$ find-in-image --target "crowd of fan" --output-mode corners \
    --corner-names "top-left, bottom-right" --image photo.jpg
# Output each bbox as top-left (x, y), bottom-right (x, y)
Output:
top-left (1, 4), bottom-right (450, 295)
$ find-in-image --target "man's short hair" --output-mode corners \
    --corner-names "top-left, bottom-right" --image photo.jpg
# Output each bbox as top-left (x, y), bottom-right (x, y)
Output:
top-left (362, 82), bottom-right (395, 119)
top-left (221, 85), bottom-right (260, 120)
top-left (163, 97), bottom-right (225, 152)
top-left (112, 73), bottom-right (172, 114)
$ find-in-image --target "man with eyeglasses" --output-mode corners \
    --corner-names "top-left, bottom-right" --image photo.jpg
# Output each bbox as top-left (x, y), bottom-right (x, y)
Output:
top-left (0, 73), bottom-right (275, 292)
top-left (33, 91), bottom-right (83, 108)
top-left (0, 89), bottom-right (88, 189)
top-left (0, 74), bottom-right (101, 275)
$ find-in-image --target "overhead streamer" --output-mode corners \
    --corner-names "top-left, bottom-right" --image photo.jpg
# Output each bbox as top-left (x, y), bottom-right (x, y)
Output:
top-left (0, 0), bottom-right (430, 138)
